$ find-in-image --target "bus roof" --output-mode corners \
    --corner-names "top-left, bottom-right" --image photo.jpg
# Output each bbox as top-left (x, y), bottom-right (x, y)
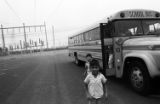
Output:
top-left (69, 9), bottom-right (160, 38)
top-left (108, 9), bottom-right (160, 21)
top-left (68, 18), bottom-right (108, 38)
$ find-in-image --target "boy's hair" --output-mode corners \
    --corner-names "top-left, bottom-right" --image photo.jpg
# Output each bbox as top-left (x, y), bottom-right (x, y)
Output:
top-left (86, 54), bottom-right (92, 58)
top-left (90, 59), bottom-right (100, 68)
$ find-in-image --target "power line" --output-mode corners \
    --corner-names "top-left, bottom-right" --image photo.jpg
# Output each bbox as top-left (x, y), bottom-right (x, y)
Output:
top-left (4, 0), bottom-right (23, 23)
top-left (46, 0), bottom-right (64, 21)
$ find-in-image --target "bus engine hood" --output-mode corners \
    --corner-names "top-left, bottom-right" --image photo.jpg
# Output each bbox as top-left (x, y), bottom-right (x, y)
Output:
top-left (123, 37), bottom-right (160, 48)
top-left (122, 37), bottom-right (160, 77)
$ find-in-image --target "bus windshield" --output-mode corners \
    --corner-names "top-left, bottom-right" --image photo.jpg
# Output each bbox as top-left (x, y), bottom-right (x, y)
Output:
top-left (115, 20), bottom-right (160, 36)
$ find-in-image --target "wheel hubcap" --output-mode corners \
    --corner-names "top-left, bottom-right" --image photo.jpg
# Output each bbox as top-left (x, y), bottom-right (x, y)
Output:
top-left (131, 67), bottom-right (144, 89)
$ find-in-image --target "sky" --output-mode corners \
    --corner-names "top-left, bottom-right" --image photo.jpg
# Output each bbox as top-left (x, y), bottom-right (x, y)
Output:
top-left (1, 0), bottom-right (160, 47)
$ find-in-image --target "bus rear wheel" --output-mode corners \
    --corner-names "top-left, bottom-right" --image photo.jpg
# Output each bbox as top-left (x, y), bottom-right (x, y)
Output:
top-left (74, 56), bottom-right (80, 65)
top-left (129, 61), bottom-right (151, 94)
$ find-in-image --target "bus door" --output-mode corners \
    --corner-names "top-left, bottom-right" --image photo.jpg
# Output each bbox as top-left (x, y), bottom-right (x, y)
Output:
top-left (100, 23), bottom-right (115, 76)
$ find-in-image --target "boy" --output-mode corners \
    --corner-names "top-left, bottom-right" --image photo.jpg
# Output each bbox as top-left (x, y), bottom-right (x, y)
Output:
top-left (84, 54), bottom-right (93, 76)
top-left (84, 59), bottom-right (108, 104)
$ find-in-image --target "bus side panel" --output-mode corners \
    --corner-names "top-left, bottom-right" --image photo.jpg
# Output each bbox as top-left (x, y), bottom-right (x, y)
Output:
top-left (69, 44), bottom-right (102, 62)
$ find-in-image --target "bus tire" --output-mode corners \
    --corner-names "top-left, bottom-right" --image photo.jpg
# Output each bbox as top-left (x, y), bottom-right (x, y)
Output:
top-left (129, 61), bottom-right (151, 94)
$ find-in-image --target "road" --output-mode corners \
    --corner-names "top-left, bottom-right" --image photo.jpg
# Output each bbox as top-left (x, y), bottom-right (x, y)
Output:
top-left (0, 50), bottom-right (159, 104)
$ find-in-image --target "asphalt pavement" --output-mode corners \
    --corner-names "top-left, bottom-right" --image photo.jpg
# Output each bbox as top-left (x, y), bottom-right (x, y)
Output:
top-left (0, 50), bottom-right (159, 104)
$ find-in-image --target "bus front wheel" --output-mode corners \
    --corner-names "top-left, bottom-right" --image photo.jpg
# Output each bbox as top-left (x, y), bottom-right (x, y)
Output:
top-left (129, 61), bottom-right (151, 94)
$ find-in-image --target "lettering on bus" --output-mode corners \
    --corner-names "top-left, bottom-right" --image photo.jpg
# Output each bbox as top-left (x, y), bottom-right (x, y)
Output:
top-left (129, 11), bottom-right (144, 17)
top-left (145, 11), bottom-right (153, 17)
top-left (128, 11), bottom-right (153, 18)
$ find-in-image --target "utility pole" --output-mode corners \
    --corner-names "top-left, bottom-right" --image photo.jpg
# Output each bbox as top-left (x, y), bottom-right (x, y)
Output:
top-left (52, 25), bottom-right (55, 48)
top-left (23, 23), bottom-right (27, 51)
top-left (20, 40), bottom-right (22, 54)
top-left (1, 24), bottom-right (5, 49)
top-left (44, 22), bottom-right (48, 49)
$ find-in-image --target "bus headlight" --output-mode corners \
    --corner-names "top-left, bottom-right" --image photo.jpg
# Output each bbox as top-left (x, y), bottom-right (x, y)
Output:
top-left (155, 13), bottom-right (160, 17)
top-left (120, 12), bottom-right (125, 18)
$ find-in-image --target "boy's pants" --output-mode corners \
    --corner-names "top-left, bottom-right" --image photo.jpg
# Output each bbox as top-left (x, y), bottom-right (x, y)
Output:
top-left (88, 97), bottom-right (105, 104)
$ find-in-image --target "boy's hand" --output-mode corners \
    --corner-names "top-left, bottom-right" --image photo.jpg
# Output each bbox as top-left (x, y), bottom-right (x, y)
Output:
top-left (104, 93), bottom-right (108, 100)
top-left (86, 93), bottom-right (92, 100)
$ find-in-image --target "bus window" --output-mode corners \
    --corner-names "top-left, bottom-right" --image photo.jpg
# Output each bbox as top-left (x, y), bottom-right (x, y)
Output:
top-left (142, 20), bottom-right (160, 35)
top-left (74, 36), bottom-right (77, 44)
top-left (88, 31), bottom-right (92, 41)
top-left (84, 32), bottom-right (89, 42)
top-left (115, 20), bottom-right (160, 36)
top-left (115, 20), bottom-right (143, 36)
top-left (94, 27), bottom-right (100, 40)
top-left (155, 23), bottom-right (160, 30)
top-left (79, 34), bottom-right (83, 43)
top-left (104, 22), bottom-right (114, 38)
top-left (89, 27), bottom-right (100, 41)
top-left (78, 35), bottom-right (81, 44)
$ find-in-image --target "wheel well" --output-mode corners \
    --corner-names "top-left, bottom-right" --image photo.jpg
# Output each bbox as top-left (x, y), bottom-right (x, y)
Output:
top-left (123, 57), bottom-right (148, 78)
top-left (74, 52), bottom-right (77, 57)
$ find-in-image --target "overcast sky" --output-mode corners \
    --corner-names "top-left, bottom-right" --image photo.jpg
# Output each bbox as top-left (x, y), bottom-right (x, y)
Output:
top-left (1, 0), bottom-right (160, 47)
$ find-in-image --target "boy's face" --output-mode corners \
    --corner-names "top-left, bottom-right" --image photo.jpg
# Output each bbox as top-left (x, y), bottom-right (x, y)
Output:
top-left (86, 56), bottom-right (92, 62)
top-left (91, 66), bottom-right (99, 76)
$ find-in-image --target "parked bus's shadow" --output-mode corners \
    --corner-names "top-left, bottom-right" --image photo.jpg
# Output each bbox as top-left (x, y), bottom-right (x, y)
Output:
top-left (68, 59), bottom-right (160, 98)
top-left (108, 76), bottom-right (160, 98)
top-left (150, 78), bottom-right (160, 97)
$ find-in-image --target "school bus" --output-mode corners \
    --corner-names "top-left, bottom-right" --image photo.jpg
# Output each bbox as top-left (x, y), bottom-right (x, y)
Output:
top-left (68, 9), bottom-right (160, 94)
